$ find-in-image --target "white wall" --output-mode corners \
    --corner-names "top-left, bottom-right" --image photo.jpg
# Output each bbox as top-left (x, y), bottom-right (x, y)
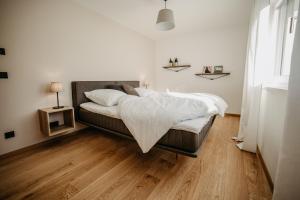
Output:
top-left (155, 26), bottom-right (249, 114)
top-left (0, 0), bottom-right (155, 155)
top-left (257, 88), bottom-right (288, 181)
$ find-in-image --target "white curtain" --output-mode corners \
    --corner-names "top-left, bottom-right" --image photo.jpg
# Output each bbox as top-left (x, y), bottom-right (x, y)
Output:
top-left (236, 0), bottom-right (278, 152)
top-left (273, 3), bottom-right (300, 198)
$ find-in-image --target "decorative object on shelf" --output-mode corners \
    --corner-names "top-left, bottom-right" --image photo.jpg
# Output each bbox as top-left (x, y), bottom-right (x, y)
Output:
top-left (0, 48), bottom-right (5, 55)
top-left (50, 82), bottom-right (64, 109)
top-left (169, 58), bottom-right (173, 67)
top-left (195, 72), bottom-right (231, 80)
top-left (156, 0), bottom-right (175, 31)
top-left (163, 65), bottom-right (191, 72)
top-left (174, 57), bottom-right (178, 66)
top-left (214, 65), bottom-right (224, 73)
top-left (203, 66), bottom-right (213, 73)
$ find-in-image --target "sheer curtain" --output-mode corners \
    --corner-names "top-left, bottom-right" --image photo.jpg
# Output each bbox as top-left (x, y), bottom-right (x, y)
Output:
top-left (235, 0), bottom-right (278, 152)
top-left (273, 2), bottom-right (300, 198)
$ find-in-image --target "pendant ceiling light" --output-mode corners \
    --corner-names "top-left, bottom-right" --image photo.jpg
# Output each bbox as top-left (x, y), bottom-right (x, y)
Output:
top-left (156, 0), bottom-right (175, 31)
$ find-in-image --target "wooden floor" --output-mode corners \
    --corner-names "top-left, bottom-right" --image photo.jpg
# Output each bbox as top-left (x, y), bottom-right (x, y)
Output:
top-left (0, 116), bottom-right (272, 200)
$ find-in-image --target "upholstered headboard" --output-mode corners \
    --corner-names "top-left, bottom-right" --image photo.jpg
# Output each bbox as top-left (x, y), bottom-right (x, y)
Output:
top-left (71, 81), bottom-right (139, 120)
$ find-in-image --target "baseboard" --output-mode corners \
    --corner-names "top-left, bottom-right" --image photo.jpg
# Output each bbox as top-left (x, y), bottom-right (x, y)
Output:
top-left (0, 122), bottom-right (87, 160)
top-left (225, 113), bottom-right (241, 117)
top-left (256, 145), bottom-right (274, 192)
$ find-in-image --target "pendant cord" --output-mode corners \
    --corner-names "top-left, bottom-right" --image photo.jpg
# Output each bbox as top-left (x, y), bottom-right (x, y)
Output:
top-left (164, 0), bottom-right (167, 9)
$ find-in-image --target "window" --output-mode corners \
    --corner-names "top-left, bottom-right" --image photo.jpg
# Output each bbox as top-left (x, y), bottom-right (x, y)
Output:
top-left (281, 0), bottom-right (299, 75)
top-left (276, 0), bottom-right (299, 77)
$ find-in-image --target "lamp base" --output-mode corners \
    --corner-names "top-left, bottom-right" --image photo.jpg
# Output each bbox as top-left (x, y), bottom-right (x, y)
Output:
top-left (53, 106), bottom-right (64, 109)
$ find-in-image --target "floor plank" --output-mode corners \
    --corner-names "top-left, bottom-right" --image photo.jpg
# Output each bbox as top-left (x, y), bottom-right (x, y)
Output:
top-left (0, 116), bottom-right (272, 200)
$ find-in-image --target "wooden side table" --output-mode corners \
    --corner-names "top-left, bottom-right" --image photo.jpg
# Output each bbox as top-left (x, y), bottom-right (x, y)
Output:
top-left (39, 106), bottom-right (75, 136)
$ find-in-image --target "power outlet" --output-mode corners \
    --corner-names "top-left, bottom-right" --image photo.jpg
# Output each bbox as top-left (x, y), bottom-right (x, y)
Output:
top-left (0, 48), bottom-right (5, 55)
top-left (0, 72), bottom-right (8, 79)
top-left (4, 131), bottom-right (15, 139)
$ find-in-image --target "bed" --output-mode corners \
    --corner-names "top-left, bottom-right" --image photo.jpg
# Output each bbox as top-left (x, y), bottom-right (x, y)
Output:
top-left (71, 81), bottom-right (216, 157)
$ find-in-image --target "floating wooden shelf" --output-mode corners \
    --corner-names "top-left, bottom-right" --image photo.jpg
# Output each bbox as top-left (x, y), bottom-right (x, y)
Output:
top-left (163, 65), bottom-right (191, 72)
top-left (39, 106), bottom-right (75, 136)
top-left (195, 72), bottom-right (231, 80)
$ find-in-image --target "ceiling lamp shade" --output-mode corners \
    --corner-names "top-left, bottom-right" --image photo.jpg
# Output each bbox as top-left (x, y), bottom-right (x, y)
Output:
top-left (156, 0), bottom-right (175, 31)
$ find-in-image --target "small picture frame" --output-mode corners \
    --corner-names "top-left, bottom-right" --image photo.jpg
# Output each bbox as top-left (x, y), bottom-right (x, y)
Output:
top-left (214, 65), bottom-right (223, 74)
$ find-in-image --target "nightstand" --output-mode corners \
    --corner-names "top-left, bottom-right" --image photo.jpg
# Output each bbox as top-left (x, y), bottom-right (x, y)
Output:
top-left (38, 106), bottom-right (75, 136)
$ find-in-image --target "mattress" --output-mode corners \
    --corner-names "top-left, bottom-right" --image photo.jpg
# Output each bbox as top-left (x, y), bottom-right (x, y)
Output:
top-left (80, 102), bottom-right (210, 134)
top-left (78, 106), bottom-right (215, 153)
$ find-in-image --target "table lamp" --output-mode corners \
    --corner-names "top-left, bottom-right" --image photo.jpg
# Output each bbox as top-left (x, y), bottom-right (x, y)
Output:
top-left (50, 82), bottom-right (64, 109)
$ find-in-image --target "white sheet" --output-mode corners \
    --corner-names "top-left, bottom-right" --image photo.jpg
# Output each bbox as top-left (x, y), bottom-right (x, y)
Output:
top-left (172, 117), bottom-right (210, 133)
top-left (80, 102), bottom-right (211, 134)
top-left (80, 102), bottom-right (120, 119)
top-left (118, 92), bottom-right (227, 153)
top-left (167, 92), bottom-right (228, 117)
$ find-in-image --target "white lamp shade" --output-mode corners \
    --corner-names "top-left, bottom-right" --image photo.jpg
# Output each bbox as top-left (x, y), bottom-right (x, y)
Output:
top-left (156, 9), bottom-right (175, 31)
top-left (50, 82), bottom-right (63, 93)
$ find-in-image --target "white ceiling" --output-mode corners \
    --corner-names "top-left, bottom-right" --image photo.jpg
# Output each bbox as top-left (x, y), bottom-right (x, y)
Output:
top-left (75, 0), bottom-right (253, 40)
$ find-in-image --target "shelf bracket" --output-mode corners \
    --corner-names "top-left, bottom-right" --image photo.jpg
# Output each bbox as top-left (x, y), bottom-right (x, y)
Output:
top-left (195, 73), bottom-right (230, 80)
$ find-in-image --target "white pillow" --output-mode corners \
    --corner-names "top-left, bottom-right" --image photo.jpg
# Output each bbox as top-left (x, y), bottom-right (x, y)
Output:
top-left (135, 87), bottom-right (157, 97)
top-left (84, 89), bottom-right (126, 106)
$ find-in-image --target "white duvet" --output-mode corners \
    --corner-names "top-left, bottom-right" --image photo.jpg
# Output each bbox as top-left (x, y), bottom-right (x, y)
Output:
top-left (118, 92), bottom-right (227, 153)
top-left (80, 102), bottom-right (211, 134)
